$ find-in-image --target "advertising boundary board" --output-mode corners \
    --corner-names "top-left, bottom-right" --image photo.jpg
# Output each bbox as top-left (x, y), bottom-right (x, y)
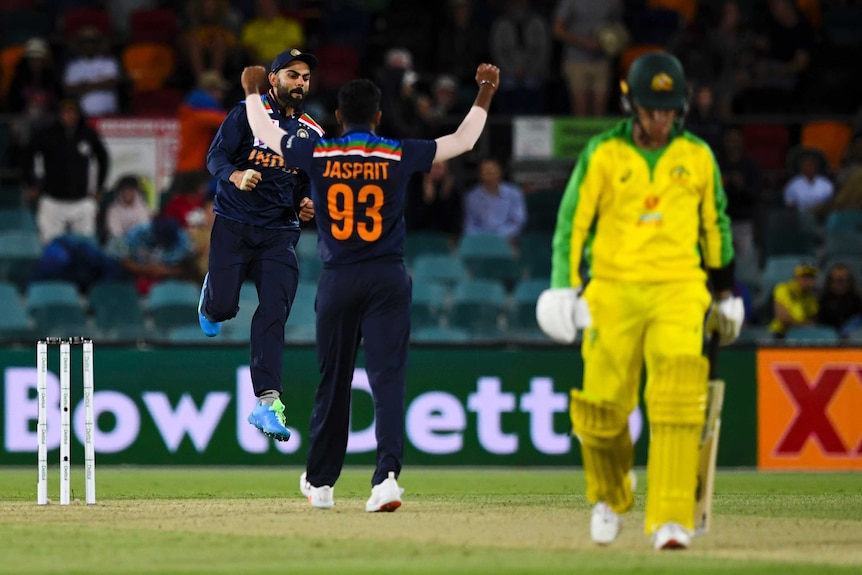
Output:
top-left (2, 345), bottom-right (757, 466)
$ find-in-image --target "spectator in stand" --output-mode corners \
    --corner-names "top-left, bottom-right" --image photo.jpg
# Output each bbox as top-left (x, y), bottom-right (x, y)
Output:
top-left (105, 215), bottom-right (195, 295)
top-left (435, 0), bottom-right (490, 112)
top-left (685, 84), bottom-right (724, 154)
top-left (182, 0), bottom-right (243, 86)
top-left (736, 0), bottom-right (814, 114)
top-left (62, 26), bottom-right (121, 117)
top-left (705, 0), bottom-right (757, 117)
top-left (171, 70), bottom-right (229, 195)
top-left (103, 174), bottom-right (152, 244)
top-left (489, 0), bottom-right (551, 115)
top-left (835, 131), bottom-right (862, 189)
top-left (186, 182), bottom-right (216, 284)
top-left (553, 0), bottom-right (623, 116)
top-left (463, 158), bottom-right (526, 245)
top-left (378, 50), bottom-right (430, 140)
top-left (783, 148), bottom-right (834, 214)
top-left (240, 0), bottom-right (305, 67)
top-left (769, 262), bottom-right (819, 338)
top-left (161, 172), bottom-right (210, 229)
top-left (7, 38), bottom-right (63, 122)
top-left (717, 126), bottom-right (761, 262)
top-left (30, 233), bottom-right (125, 294)
top-left (406, 159), bottom-right (464, 240)
top-left (817, 263), bottom-right (862, 338)
top-left (423, 74), bottom-right (466, 137)
top-left (25, 98), bottom-right (109, 245)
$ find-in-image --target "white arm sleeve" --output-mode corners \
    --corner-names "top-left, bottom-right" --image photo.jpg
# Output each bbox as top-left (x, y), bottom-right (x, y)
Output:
top-left (433, 106), bottom-right (488, 162)
top-left (245, 94), bottom-right (287, 154)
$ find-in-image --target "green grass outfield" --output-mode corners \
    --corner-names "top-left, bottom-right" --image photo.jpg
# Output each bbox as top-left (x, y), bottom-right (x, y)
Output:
top-left (0, 467), bottom-right (860, 575)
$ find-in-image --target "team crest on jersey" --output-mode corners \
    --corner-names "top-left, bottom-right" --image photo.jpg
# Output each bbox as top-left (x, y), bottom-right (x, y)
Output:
top-left (669, 165), bottom-right (690, 181)
top-left (297, 128), bottom-right (309, 138)
top-left (651, 73), bottom-right (673, 91)
top-left (644, 195), bottom-right (660, 210)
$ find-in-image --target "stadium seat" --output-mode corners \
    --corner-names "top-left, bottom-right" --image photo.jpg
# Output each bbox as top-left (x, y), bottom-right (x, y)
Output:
top-left (822, 230), bottom-right (862, 261)
top-left (63, 7), bottom-right (113, 41)
top-left (0, 280), bottom-right (33, 340)
top-left (411, 254), bottom-right (465, 287)
top-left (122, 43), bottom-right (177, 92)
top-left (518, 232), bottom-right (554, 278)
top-left (742, 123), bottom-right (790, 184)
top-left (523, 189), bottom-right (562, 233)
top-left (147, 280), bottom-right (201, 332)
top-left (824, 210), bottom-right (862, 234)
top-left (26, 280), bottom-right (87, 334)
top-left (404, 231), bottom-right (451, 263)
top-left (411, 281), bottom-right (448, 330)
top-left (411, 326), bottom-right (470, 344)
top-left (800, 121), bottom-right (853, 172)
top-left (447, 279), bottom-right (506, 335)
top-left (0, 44), bottom-right (26, 104)
top-left (507, 278), bottom-right (549, 332)
top-left (763, 210), bottom-right (818, 258)
top-left (760, 255), bottom-right (814, 299)
top-left (88, 281), bottom-right (145, 332)
top-left (128, 8), bottom-right (179, 45)
top-left (130, 88), bottom-right (183, 117)
top-left (286, 281), bottom-right (317, 331)
top-left (732, 326), bottom-right (775, 345)
top-left (456, 234), bottom-right (520, 285)
top-left (783, 326), bottom-right (839, 343)
top-left (0, 207), bottom-right (37, 233)
top-left (0, 230), bottom-right (42, 290)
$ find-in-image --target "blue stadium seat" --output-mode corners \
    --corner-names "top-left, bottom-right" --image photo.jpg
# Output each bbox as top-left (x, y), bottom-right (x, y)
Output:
top-left (26, 280), bottom-right (87, 334)
top-left (147, 280), bottom-right (201, 331)
top-left (411, 254), bottom-right (465, 288)
top-left (456, 234), bottom-right (520, 285)
top-left (447, 279), bottom-right (506, 336)
top-left (411, 281), bottom-right (447, 330)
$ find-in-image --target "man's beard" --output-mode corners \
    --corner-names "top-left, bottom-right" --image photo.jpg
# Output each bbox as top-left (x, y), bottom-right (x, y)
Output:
top-left (276, 86), bottom-right (305, 108)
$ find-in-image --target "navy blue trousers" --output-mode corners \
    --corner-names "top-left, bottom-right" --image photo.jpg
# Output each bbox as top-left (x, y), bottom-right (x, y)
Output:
top-left (203, 215), bottom-right (300, 396)
top-left (306, 260), bottom-right (411, 488)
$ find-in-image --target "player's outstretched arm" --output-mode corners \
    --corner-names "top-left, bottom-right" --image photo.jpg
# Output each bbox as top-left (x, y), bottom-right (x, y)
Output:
top-left (434, 64), bottom-right (500, 162)
top-left (241, 66), bottom-right (288, 154)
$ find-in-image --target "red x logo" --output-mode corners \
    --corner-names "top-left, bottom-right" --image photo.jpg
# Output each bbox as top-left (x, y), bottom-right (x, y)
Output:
top-left (774, 367), bottom-right (849, 454)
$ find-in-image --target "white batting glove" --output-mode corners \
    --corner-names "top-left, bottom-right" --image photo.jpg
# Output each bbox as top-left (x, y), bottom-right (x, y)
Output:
top-left (536, 288), bottom-right (592, 343)
top-left (707, 296), bottom-right (745, 346)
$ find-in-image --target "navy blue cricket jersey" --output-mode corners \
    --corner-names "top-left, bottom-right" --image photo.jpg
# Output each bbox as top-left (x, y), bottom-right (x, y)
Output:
top-left (281, 129), bottom-right (437, 265)
top-left (207, 93), bottom-right (324, 228)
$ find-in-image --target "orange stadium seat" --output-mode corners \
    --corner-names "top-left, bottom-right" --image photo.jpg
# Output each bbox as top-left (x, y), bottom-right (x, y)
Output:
top-left (0, 44), bottom-right (25, 105)
top-left (122, 43), bottom-right (177, 92)
top-left (647, 0), bottom-right (697, 24)
top-left (619, 44), bottom-right (665, 79)
top-left (800, 120), bottom-right (853, 172)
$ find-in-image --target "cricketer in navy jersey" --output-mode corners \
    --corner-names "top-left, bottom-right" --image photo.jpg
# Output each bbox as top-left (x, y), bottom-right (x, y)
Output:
top-left (199, 49), bottom-right (322, 444)
top-left (241, 64), bottom-right (500, 510)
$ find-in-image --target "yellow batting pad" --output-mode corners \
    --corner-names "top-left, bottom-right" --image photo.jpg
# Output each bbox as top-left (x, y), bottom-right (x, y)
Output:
top-left (644, 355), bottom-right (708, 425)
top-left (570, 390), bottom-right (634, 513)
top-left (643, 355), bottom-right (709, 534)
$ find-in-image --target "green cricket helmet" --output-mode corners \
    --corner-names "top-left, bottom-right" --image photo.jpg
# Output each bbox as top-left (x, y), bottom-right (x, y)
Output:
top-left (622, 52), bottom-right (688, 112)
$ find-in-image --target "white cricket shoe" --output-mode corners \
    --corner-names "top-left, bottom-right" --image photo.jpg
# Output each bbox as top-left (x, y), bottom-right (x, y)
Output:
top-left (365, 471), bottom-right (403, 512)
top-left (589, 471), bottom-right (636, 546)
top-left (653, 522), bottom-right (691, 550)
top-left (591, 502), bottom-right (621, 545)
top-left (299, 471), bottom-right (334, 509)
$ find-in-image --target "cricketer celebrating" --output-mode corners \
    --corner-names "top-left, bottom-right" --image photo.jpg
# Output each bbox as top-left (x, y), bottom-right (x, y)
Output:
top-left (240, 62), bottom-right (500, 511)
top-left (201, 49), bottom-right (322, 442)
top-left (536, 52), bottom-right (745, 550)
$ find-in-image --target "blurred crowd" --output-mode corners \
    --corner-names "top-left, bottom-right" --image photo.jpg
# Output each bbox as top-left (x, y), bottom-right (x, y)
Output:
top-left (0, 0), bottom-right (861, 340)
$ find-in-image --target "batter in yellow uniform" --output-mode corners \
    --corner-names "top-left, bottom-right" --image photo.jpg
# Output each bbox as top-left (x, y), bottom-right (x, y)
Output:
top-left (537, 52), bottom-right (745, 550)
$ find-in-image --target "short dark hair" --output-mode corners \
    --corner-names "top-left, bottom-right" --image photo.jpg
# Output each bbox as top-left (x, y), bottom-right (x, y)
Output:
top-left (337, 79), bottom-right (381, 126)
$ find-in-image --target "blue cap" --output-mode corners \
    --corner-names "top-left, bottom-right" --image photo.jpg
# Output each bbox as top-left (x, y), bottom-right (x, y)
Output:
top-left (270, 49), bottom-right (318, 74)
